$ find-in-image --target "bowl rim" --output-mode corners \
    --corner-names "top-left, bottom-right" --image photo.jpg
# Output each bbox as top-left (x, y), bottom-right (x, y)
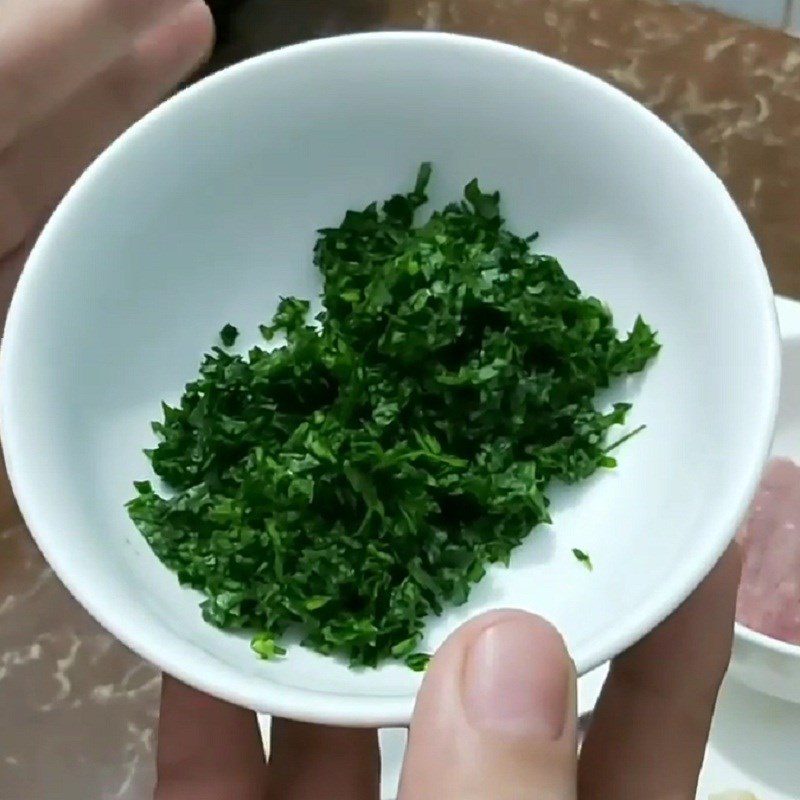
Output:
top-left (0, 30), bottom-right (782, 725)
top-left (735, 622), bottom-right (800, 659)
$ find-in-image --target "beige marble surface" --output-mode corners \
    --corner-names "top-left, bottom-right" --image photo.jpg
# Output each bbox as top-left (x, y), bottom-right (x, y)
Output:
top-left (2, 1), bottom-right (799, 797)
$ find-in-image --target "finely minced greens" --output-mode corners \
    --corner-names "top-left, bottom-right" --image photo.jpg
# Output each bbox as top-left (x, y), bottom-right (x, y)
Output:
top-left (572, 548), bottom-right (594, 571)
top-left (128, 165), bottom-right (659, 669)
top-left (219, 323), bottom-right (239, 348)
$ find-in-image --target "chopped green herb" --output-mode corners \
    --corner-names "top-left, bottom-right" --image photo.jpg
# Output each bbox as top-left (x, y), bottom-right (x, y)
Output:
top-left (405, 652), bottom-right (432, 672)
top-left (251, 634), bottom-right (287, 660)
top-left (128, 165), bottom-right (659, 668)
top-left (572, 548), bottom-right (594, 571)
top-left (219, 323), bottom-right (239, 347)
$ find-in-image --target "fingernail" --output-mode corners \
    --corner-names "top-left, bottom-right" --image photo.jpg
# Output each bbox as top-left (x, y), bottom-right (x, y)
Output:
top-left (462, 614), bottom-right (569, 739)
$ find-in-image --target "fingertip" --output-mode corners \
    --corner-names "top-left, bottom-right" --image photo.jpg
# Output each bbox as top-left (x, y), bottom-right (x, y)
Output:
top-left (135, 0), bottom-right (216, 98)
top-left (165, 0), bottom-right (216, 75)
top-left (401, 611), bottom-right (577, 799)
top-left (428, 608), bottom-right (568, 664)
top-left (421, 609), bottom-right (573, 708)
top-left (177, 0), bottom-right (216, 69)
top-left (461, 613), bottom-right (573, 740)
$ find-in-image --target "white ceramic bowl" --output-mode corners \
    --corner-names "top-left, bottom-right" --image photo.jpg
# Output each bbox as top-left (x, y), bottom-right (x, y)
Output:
top-left (0, 32), bottom-right (780, 725)
top-left (729, 295), bottom-right (800, 704)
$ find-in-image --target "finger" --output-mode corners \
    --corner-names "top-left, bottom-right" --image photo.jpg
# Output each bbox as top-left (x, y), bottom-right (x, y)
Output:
top-left (0, 0), bottom-right (193, 150)
top-left (0, 0), bottom-right (214, 258)
top-left (155, 674), bottom-right (269, 800)
top-left (266, 719), bottom-right (380, 800)
top-left (398, 610), bottom-right (578, 800)
top-left (578, 545), bottom-right (741, 800)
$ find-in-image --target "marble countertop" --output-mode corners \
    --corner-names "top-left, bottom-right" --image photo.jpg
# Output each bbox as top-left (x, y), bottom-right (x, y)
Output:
top-left (1, 2), bottom-right (798, 798)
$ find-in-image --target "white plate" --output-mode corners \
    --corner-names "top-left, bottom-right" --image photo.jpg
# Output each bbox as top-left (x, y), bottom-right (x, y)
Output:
top-left (568, 668), bottom-right (800, 800)
top-left (371, 296), bottom-right (800, 797)
top-left (697, 677), bottom-right (800, 800)
top-left (258, 663), bottom-right (800, 800)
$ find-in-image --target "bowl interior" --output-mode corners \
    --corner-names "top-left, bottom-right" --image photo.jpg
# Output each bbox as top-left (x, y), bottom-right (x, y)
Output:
top-left (0, 33), bottom-right (778, 724)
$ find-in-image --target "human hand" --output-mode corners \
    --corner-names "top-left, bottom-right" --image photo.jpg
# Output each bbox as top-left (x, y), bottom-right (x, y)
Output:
top-left (156, 545), bottom-right (740, 799)
top-left (0, 0), bottom-right (215, 318)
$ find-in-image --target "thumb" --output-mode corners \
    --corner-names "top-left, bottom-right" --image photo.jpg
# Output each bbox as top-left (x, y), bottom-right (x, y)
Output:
top-left (398, 610), bottom-right (577, 800)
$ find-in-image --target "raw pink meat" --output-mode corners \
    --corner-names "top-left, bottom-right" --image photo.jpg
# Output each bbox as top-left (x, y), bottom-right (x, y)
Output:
top-left (736, 457), bottom-right (800, 645)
